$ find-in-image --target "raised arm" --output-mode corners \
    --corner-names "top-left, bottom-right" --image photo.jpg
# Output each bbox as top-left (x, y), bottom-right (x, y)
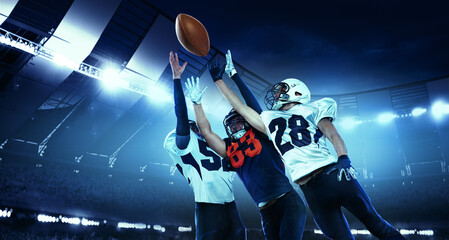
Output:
top-left (215, 80), bottom-right (266, 134)
top-left (225, 50), bottom-right (262, 114)
top-left (185, 76), bottom-right (227, 158)
top-left (318, 118), bottom-right (347, 157)
top-left (194, 103), bottom-right (227, 158)
top-left (169, 51), bottom-right (190, 149)
top-left (208, 56), bottom-right (266, 135)
top-left (318, 118), bottom-right (358, 181)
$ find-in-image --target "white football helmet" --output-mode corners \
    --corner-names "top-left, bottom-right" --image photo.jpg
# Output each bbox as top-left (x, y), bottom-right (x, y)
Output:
top-left (264, 78), bottom-right (311, 110)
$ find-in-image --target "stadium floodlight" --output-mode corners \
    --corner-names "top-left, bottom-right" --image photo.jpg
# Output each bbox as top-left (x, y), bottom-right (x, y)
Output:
top-left (153, 225), bottom-right (162, 231)
top-left (351, 229), bottom-right (370, 235)
top-left (411, 107), bottom-right (427, 117)
top-left (2, 209), bottom-right (13, 218)
top-left (101, 68), bottom-right (128, 90)
top-left (118, 222), bottom-right (132, 229)
top-left (431, 100), bottom-right (449, 120)
top-left (147, 84), bottom-right (172, 103)
top-left (37, 214), bottom-right (58, 223)
top-left (339, 117), bottom-right (362, 130)
top-left (0, 27), bottom-right (159, 98)
top-left (118, 222), bottom-right (148, 229)
top-left (102, 68), bottom-right (119, 80)
top-left (178, 226), bottom-right (193, 232)
top-left (53, 53), bottom-right (78, 70)
top-left (0, 30), bottom-right (38, 55)
top-left (61, 216), bottom-right (81, 225)
top-left (153, 224), bottom-right (166, 232)
top-left (135, 223), bottom-right (146, 229)
top-left (377, 112), bottom-right (397, 124)
top-left (81, 218), bottom-right (100, 226)
top-left (399, 229), bottom-right (416, 235)
top-left (417, 230), bottom-right (434, 236)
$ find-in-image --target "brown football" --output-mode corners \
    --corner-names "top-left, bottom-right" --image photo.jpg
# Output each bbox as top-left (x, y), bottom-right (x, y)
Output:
top-left (175, 13), bottom-right (210, 57)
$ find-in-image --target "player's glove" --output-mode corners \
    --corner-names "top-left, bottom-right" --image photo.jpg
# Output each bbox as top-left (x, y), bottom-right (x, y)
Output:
top-left (324, 155), bottom-right (358, 181)
top-left (208, 58), bottom-right (225, 82)
top-left (225, 50), bottom-right (237, 77)
top-left (185, 76), bottom-right (207, 105)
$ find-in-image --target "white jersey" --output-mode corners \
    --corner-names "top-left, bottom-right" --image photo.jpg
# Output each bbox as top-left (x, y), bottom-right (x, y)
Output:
top-left (260, 98), bottom-right (338, 182)
top-left (164, 129), bottom-right (235, 204)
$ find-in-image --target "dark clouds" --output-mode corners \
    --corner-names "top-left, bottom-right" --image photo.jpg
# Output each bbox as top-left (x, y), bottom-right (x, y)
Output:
top-left (149, 0), bottom-right (449, 94)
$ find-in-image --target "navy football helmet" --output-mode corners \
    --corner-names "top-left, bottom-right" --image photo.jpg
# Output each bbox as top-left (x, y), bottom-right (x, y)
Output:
top-left (223, 109), bottom-right (250, 141)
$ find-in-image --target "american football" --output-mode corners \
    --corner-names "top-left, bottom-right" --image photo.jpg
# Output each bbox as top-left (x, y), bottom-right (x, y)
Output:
top-left (175, 13), bottom-right (210, 57)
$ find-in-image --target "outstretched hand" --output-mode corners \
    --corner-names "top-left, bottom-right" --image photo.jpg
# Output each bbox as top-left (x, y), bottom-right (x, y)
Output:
top-left (225, 50), bottom-right (237, 77)
top-left (336, 165), bottom-right (358, 181)
top-left (324, 155), bottom-right (358, 181)
top-left (208, 58), bottom-right (225, 82)
top-left (185, 76), bottom-right (207, 105)
top-left (169, 51), bottom-right (187, 79)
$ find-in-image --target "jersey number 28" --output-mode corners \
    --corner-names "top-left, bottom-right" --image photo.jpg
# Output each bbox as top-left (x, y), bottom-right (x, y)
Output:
top-left (268, 115), bottom-right (322, 155)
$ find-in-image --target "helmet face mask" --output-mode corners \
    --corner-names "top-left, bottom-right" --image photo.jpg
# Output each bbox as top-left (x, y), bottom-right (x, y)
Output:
top-left (223, 109), bottom-right (250, 141)
top-left (264, 78), bottom-right (311, 110)
top-left (274, 83), bottom-right (290, 101)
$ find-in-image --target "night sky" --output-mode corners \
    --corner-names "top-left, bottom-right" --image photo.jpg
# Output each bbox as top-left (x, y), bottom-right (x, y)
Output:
top-left (149, 0), bottom-right (449, 95)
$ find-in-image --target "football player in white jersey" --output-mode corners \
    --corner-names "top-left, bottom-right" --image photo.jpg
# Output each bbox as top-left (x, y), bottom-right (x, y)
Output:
top-left (261, 80), bottom-right (405, 239)
top-left (163, 51), bottom-right (246, 240)
top-left (212, 51), bottom-right (405, 239)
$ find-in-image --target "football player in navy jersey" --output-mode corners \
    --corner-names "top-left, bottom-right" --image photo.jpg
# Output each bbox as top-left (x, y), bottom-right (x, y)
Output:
top-left (184, 53), bottom-right (306, 240)
top-left (163, 51), bottom-right (246, 240)
top-left (212, 50), bottom-right (405, 240)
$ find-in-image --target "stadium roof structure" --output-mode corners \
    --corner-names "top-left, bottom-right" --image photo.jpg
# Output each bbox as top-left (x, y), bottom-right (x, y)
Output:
top-left (0, 0), bottom-right (274, 175)
top-left (0, 0), bottom-right (448, 179)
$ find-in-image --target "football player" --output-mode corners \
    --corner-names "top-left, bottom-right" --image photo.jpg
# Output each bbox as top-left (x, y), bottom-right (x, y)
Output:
top-left (163, 51), bottom-right (246, 240)
top-left (184, 53), bottom-right (306, 240)
top-left (212, 50), bottom-right (405, 240)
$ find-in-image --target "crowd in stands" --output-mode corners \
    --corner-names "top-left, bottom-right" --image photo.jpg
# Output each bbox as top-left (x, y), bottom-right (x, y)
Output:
top-left (0, 157), bottom-right (448, 239)
top-left (0, 157), bottom-right (194, 224)
top-left (0, 221), bottom-right (195, 240)
top-left (359, 176), bottom-right (449, 224)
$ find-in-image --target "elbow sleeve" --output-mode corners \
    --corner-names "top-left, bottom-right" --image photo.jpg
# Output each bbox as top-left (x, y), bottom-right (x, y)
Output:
top-left (174, 79), bottom-right (190, 136)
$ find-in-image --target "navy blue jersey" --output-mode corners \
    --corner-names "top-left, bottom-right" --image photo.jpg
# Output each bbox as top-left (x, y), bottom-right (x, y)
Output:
top-left (224, 128), bottom-right (293, 206)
